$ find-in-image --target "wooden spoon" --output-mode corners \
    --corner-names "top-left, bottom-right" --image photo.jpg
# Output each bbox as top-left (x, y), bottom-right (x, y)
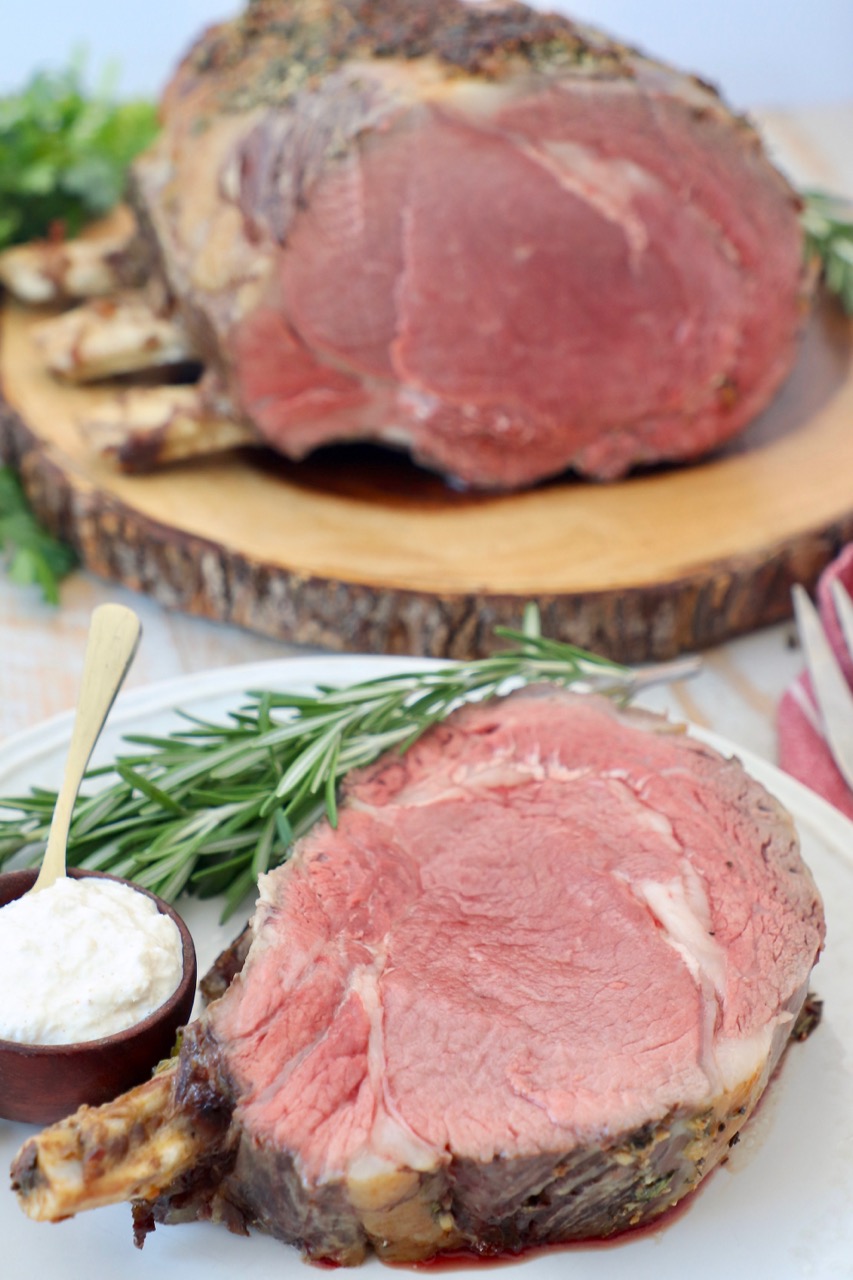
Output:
top-left (29, 603), bottom-right (142, 895)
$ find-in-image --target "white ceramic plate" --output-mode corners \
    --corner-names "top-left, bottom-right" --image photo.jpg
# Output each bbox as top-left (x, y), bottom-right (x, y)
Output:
top-left (2, 655), bottom-right (852, 1280)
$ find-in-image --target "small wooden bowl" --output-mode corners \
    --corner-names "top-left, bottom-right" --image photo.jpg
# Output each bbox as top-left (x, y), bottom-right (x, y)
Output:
top-left (0, 867), bottom-right (197, 1126)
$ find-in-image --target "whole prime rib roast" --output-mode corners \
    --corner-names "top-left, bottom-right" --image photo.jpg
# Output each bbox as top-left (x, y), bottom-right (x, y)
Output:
top-left (12, 689), bottom-right (824, 1264)
top-left (2, 0), bottom-right (811, 488)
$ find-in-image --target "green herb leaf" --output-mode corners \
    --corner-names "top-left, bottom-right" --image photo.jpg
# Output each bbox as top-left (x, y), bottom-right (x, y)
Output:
top-left (0, 616), bottom-right (699, 919)
top-left (0, 466), bottom-right (77, 602)
top-left (802, 188), bottom-right (853, 316)
top-left (0, 58), bottom-right (158, 250)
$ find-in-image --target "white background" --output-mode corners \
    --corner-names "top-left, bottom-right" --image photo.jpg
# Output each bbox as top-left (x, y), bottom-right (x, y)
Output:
top-left (0, 1), bottom-right (851, 109)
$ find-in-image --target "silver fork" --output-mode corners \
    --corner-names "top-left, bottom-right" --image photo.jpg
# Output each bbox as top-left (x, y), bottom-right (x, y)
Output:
top-left (792, 580), bottom-right (853, 791)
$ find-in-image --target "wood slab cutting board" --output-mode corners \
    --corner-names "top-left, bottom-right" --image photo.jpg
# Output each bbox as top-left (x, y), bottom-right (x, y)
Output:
top-left (2, 292), bottom-right (853, 662)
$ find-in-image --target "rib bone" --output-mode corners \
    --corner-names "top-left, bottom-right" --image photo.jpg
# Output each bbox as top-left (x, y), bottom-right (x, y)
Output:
top-left (82, 385), bottom-right (257, 470)
top-left (34, 294), bottom-right (197, 383)
top-left (10, 1064), bottom-right (203, 1222)
top-left (0, 231), bottom-right (132, 304)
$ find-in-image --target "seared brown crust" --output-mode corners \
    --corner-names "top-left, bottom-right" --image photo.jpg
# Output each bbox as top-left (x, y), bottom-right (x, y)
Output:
top-left (179, 0), bottom-right (635, 115)
top-left (8, 1009), bottom-right (811, 1264)
top-left (446, 1100), bottom-right (746, 1255)
top-left (199, 924), bottom-right (253, 1004)
top-left (130, 1033), bottom-right (788, 1262)
top-left (131, 1025), bottom-right (244, 1246)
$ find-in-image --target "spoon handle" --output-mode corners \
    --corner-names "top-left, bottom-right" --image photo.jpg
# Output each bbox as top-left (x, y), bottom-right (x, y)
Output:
top-left (32, 604), bottom-right (142, 894)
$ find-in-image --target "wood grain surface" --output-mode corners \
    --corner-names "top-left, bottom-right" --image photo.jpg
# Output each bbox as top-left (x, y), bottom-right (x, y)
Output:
top-left (2, 101), bottom-right (853, 664)
top-left (3, 285), bottom-right (853, 663)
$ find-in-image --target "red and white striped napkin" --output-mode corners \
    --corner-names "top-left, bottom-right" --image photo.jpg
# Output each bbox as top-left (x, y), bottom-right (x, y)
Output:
top-left (778, 544), bottom-right (853, 821)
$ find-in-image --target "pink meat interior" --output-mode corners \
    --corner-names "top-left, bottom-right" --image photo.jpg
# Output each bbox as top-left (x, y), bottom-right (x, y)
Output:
top-left (211, 691), bottom-right (822, 1183)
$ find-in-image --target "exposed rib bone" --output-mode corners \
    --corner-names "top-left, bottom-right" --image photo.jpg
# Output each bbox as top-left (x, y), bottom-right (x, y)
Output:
top-left (0, 232), bottom-right (132, 304)
top-left (10, 1064), bottom-right (203, 1222)
top-left (34, 294), bottom-right (197, 383)
top-left (82, 385), bottom-right (256, 470)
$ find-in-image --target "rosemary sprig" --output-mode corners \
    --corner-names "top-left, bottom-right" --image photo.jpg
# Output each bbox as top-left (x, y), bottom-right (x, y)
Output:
top-left (0, 609), bottom-right (697, 919)
top-left (802, 189), bottom-right (853, 315)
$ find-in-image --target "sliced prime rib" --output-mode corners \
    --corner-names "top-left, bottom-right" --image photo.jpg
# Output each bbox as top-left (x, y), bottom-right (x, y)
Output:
top-left (12, 688), bottom-right (824, 1264)
top-left (97, 0), bottom-right (809, 487)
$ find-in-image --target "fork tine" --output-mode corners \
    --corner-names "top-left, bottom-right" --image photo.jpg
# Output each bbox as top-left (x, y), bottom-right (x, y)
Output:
top-left (792, 584), bottom-right (853, 793)
top-left (830, 578), bottom-right (853, 661)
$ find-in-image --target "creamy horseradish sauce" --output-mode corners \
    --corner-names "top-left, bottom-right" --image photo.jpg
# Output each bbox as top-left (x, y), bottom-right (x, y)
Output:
top-left (0, 876), bottom-right (183, 1044)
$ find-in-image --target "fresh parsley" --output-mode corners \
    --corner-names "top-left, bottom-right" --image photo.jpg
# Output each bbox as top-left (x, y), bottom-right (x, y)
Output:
top-left (0, 58), bottom-right (158, 250)
top-left (0, 466), bottom-right (77, 603)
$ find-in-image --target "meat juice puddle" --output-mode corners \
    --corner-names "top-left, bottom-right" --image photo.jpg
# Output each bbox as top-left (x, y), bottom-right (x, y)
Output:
top-left (245, 441), bottom-right (692, 508)
top-left (246, 443), bottom-right (495, 509)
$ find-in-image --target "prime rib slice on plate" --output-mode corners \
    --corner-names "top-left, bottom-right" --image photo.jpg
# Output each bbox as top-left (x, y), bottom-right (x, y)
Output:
top-left (12, 688), bottom-right (825, 1264)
